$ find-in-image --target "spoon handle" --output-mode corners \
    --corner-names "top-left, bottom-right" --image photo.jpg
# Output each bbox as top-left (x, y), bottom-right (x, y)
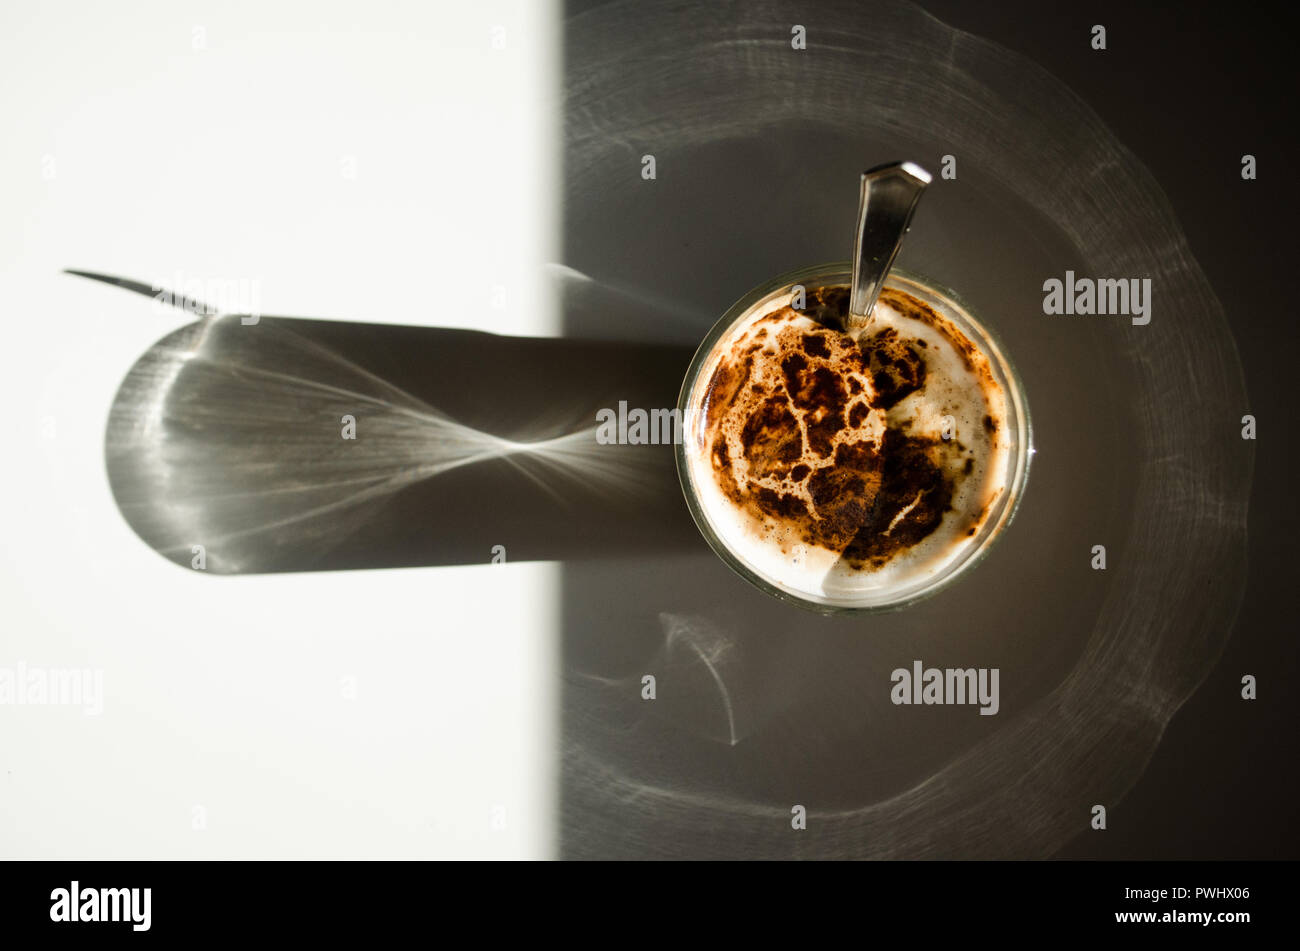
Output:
top-left (848, 161), bottom-right (932, 334)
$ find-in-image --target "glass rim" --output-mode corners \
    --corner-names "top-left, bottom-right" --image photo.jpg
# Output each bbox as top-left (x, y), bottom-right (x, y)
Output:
top-left (674, 261), bottom-right (1034, 616)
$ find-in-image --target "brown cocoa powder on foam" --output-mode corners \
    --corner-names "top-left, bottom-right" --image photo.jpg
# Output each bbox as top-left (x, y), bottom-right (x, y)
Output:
top-left (702, 284), bottom-right (971, 570)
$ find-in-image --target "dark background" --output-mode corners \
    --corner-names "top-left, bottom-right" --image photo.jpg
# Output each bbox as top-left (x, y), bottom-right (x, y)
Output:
top-left (563, 0), bottom-right (1296, 859)
top-left (911, 0), bottom-right (1294, 861)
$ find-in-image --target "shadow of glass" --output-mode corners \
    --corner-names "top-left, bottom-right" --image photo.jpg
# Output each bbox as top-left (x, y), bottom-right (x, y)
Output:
top-left (103, 304), bottom-right (698, 574)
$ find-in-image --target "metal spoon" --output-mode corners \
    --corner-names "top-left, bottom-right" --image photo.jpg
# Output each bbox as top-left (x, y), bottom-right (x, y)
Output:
top-left (847, 161), bottom-right (932, 336)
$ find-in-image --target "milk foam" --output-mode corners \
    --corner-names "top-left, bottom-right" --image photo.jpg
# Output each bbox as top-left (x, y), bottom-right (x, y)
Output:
top-left (685, 280), bottom-right (1015, 608)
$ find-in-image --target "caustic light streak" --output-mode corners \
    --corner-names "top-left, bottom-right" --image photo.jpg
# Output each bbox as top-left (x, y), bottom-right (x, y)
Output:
top-left (104, 314), bottom-right (659, 569)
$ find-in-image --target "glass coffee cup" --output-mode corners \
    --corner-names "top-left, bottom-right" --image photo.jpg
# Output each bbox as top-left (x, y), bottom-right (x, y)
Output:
top-left (675, 263), bottom-right (1032, 615)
